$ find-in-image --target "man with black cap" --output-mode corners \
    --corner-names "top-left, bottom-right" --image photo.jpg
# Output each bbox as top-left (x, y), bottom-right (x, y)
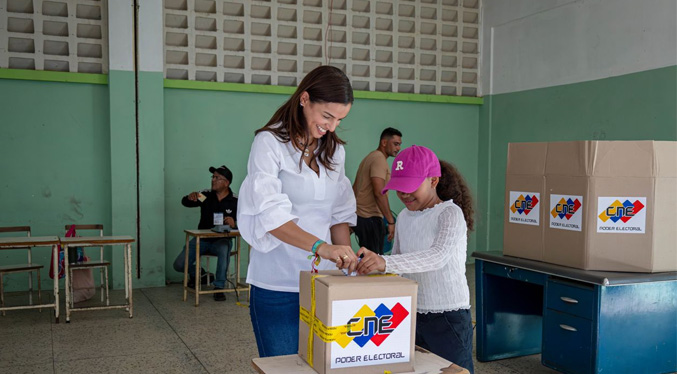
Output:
top-left (173, 165), bottom-right (238, 301)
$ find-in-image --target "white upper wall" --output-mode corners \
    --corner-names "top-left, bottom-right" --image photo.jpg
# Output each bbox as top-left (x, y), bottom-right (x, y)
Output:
top-left (139, 0), bottom-right (163, 73)
top-left (108, 0), bottom-right (134, 72)
top-left (108, 0), bottom-right (163, 73)
top-left (480, 0), bottom-right (677, 95)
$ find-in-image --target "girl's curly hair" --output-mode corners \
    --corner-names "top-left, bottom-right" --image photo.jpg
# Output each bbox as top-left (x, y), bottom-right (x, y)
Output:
top-left (437, 160), bottom-right (474, 232)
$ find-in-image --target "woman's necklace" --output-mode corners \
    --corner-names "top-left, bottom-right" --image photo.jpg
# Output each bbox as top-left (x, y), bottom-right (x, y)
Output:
top-left (297, 137), bottom-right (313, 158)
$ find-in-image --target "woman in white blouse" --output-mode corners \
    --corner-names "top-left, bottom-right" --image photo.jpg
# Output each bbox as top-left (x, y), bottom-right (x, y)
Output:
top-left (354, 145), bottom-right (476, 373)
top-left (238, 65), bottom-right (361, 357)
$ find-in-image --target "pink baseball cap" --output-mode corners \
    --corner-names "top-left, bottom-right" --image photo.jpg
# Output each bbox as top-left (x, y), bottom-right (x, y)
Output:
top-left (382, 145), bottom-right (441, 194)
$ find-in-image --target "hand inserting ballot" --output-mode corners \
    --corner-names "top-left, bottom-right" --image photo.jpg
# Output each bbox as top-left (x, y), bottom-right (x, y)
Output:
top-left (340, 253), bottom-right (364, 276)
top-left (355, 248), bottom-right (387, 275)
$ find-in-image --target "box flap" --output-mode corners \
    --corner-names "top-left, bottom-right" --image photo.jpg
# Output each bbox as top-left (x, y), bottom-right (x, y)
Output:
top-left (591, 141), bottom-right (657, 177)
top-left (317, 273), bottom-right (418, 287)
top-left (654, 141), bottom-right (677, 177)
top-left (545, 141), bottom-right (589, 176)
top-left (506, 142), bottom-right (548, 175)
top-left (651, 177), bottom-right (677, 271)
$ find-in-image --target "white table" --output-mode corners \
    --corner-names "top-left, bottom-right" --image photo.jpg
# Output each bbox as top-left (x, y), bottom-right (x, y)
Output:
top-left (251, 347), bottom-right (470, 374)
top-left (183, 229), bottom-right (248, 306)
top-left (60, 236), bottom-right (134, 322)
top-left (0, 236), bottom-right (60, 322)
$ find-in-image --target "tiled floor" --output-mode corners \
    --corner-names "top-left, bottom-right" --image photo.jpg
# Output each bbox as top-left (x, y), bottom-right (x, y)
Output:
top-left (0, 265), bottom-right (561, 374)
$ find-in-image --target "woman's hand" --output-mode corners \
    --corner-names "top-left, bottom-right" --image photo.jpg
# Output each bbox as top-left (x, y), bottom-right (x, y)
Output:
top-left (316, 243), bottom-right (359, 273)
top-left (356, 247), bottom-right (386, 275)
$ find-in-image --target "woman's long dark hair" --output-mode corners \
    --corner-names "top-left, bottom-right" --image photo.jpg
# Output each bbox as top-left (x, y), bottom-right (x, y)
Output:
top-left (255, 65), bottom-right (354, 171)
top-left (437, 160), bottom-right (475, 232)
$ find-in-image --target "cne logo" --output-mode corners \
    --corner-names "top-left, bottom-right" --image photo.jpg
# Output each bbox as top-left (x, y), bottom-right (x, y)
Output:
top-left (511, 194), bottom-right (539, 215)
top-left (551, 198), bottom-right (581, 220)
top-left (598, 199), bottom-right (645, 223)
top-left (395, 161), bottom-right (404, 171)
top-left (549, 194), bottom-right (583, 231)
top-left (334, 302), bottom-right (409, 349)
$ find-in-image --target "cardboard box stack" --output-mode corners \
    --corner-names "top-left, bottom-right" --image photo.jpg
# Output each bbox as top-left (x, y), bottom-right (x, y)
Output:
top-left (299, 271), bottom-right (418, 374)
top-left (504, 140), bottom-right (677, 272)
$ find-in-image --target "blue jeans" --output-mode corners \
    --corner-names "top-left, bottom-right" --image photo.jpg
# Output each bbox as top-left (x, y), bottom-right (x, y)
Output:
top-left (249, 285), bottom-right (299, 357)
top-left (173, 237), bottom-right (232, 289)
top-left (416, 309), bottom-right (474, 374)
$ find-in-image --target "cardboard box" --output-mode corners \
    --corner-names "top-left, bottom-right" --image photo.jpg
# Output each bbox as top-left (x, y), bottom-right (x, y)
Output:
top-left (504, 141), bottom-right (677, 272)
top-left (503, 142), bottom-right (548, 261)
top-left (299, 271), bottom-right (418, 374)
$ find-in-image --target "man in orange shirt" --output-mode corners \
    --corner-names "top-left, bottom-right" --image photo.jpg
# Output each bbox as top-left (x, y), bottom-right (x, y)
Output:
top-left (352, 128), bottom-right (402, 254)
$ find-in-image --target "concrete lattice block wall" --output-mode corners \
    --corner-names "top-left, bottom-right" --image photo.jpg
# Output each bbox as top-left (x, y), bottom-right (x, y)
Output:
top-left (0, 0), bottom-right (480, 96)
top-left (163, 0), bottom-right (480, 96)
top-left (1, 0), bottom-right (108, 74)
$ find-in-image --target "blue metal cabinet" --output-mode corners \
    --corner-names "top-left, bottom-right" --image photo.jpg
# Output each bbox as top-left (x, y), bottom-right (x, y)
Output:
top-left (595, 282), bottom-right (677, 374)
top-left (543, 309), bottom-right (594, 374)
top-left (475, 261), bottom-right (546, 361)
top-left (545, 279), bottom-right (595, 320)
top-left (474, 252), bottom-right (677, 374)
top-left (543, 278), bottom-right (597, 374)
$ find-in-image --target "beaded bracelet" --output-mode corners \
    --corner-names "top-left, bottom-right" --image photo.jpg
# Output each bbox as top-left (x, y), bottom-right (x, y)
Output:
top-left (311, 240), bottom-right (325, 255)
top-left (308, 240), bottom-right (325, 272)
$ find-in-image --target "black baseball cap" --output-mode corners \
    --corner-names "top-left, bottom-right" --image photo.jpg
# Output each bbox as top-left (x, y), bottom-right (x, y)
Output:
top-left (209, 165), bottom-right (232, 182)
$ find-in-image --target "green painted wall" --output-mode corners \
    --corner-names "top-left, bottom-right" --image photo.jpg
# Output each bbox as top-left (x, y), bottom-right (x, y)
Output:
top-left (476, 65), bottom-right (677, 253)
top-left (0, 74), bottom-right (480, 291)
top-left (108, 69), bottom-right (139, 289)
top-left (0, 78), bottom-right (111, 291)
top-left (3, 65), bottom-right (673, 290)
top-left (137, 71), bottom-right (167, 287)
top-left (163, 88), bottom-right (480, 283)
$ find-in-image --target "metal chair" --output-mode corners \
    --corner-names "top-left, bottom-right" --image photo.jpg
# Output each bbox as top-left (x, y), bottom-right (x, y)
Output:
top-left (65, 224), bottom-right (109, 306)
top-left (203, 246), bottom-right (238, 287)
top-left (203, 239), bottom-right (250, 303)
top-left (0, 226), bottom-right (43, 316)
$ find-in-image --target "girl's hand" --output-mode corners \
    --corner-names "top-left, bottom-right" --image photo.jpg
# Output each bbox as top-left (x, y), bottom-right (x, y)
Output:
top-left (316, 243), bottom-right (359, 273)
top-left (356, 248), bottom-right (386, 275)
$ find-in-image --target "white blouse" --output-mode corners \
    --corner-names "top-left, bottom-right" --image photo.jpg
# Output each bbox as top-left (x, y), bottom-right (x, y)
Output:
top-left (384, 200), bottom-right (470, 313)
top-left (237, 130), bottom-right (357, 292)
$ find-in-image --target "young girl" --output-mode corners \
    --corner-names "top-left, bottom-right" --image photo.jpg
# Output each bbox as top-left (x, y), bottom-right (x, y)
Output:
top-left (354, 145), bottom-right (475, 373)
